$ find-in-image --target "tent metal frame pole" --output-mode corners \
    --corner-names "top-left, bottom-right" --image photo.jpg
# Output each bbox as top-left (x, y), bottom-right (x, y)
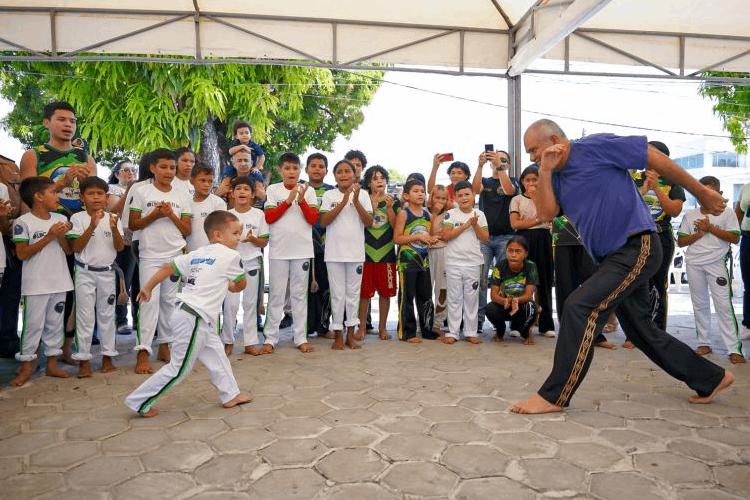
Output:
top-left (507, 75), bottom-right (522, 175)
top-left (525, 69), bottom-right (750, 85)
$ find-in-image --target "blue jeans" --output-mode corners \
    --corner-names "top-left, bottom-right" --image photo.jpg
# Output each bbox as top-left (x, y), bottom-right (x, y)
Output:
top-left (478, 234), bottom-right (513, 326)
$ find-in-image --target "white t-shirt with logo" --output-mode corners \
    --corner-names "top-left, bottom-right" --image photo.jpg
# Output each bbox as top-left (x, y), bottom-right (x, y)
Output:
top-left (678, 207), bottom-right (740, 267)
top-left (187, 194), bottom-right (227, 251)
top-left (172, 243), bottom-right (245, 325)
top-left (66, 211), bottom-right (123, 267)
top-left (320, 188), bottom-right (373, 263)
top-left (442, 208), bottom-right (488, 267)
top-left (129, 184), bottom-right (192, 260)
top-left (13, 212), bottom-right (74, 296)
top-left (230, 207), bottom-right (269, 266)
top-left (0, 183), bottom-right (9, 272)
top-left (265, 183), bottom-right (319, 260)
top-left (122, 179), bottom-right (152, 242)
top-left (173, 177), bottom-right (195, 198)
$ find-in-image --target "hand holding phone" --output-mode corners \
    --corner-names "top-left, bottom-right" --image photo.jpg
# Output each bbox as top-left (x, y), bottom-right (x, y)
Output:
top-left (441, 153), bottom-right (454, 162)
top-left (484, 144), bottom-right (494, 153)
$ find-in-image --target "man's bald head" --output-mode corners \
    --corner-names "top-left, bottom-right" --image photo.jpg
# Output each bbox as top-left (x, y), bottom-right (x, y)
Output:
top-left (524, 119), bottom-right (568, 164)
top-left (527, 119), bottom-right (567, 140)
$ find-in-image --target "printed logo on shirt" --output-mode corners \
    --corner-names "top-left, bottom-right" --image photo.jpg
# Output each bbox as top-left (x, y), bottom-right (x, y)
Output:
top-left (145, 200), bottom-right (181, 209)
top-left (13, 224), bottom-right (23, 235)
top-left (190, 257), bottom-right (216, 265)
top-left (32, 230), bottom-right (47, 240)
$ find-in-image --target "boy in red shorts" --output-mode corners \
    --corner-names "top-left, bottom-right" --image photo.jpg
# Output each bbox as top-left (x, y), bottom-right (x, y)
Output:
top-left (358, 166), bottom-right (399, 340)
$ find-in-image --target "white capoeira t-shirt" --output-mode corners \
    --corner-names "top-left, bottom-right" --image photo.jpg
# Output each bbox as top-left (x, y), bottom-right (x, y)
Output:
top-left (187, 194), bottom-right (227, 251)
top-left (66, 211), bottom-right (123, 266)
top-left (678, 206), bottom-right (740, 267)
top-left (442, 207), bottom-right (488, 267)
top-left (129, 183), bottom-right (192, 260)
top-left (320, 188), bottom-right (373, 263)
top-left (230, 207), bottom-right (269, 265)
top-left (264, 182), bottom-right (319, 260)
top-left (13, 212), bottom-right (74, 296)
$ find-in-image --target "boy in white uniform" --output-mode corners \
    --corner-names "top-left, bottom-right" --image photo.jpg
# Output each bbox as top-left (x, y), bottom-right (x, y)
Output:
top-left (67, 177), bottom-right (125, 377)
top-left (438, 181), bottom-right (489, 344)
top-left (677, 176), bottom-right (745, 364)
top-left (319, 160), bottom-right (373, 350)
top-left (223, 176), bottom-right (269, 355)
top-left (186, 164), bottom-right (226, 251)
top-left (262, 152), bottom-right (319, 353)
top-left (125, 210), bottom-right (251, 417)
top-left (11, 177), bottom-right (73, 386)
top-left (129, 148), bottom-right (192, 374)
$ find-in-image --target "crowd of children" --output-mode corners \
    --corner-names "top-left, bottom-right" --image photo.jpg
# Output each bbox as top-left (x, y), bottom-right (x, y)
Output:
top-left (4, 103), bottom-right (748, 417)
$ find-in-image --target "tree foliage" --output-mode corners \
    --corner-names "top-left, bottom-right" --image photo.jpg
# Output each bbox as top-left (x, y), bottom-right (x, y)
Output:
top-left (0, 61), bottom-right (382, 172)
top-left (699, 72), bottom-right (750, 154)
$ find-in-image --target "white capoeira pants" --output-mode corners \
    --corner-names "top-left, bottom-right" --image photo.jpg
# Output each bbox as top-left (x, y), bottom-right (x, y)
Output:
top-left (136, 257), bottom-right (179, 354)
top-left (73, 265), bottom-right (118, 361)
top-left (125, 306), bottom-right (240, 414)
top-left (222, 260), bottom-right (261, 346)
top-left (264, 258), bottom-right (309, 347)
top-left (429, 247), bottom-right (447, 330)
top-left (327, 261), bottom-right (363, 331)
top-left (16, 293), bottom-right (67, 362)
top-left (445, 265), bottom-right (481, 339)
top-left (686, 259), bottom-right (743, 355)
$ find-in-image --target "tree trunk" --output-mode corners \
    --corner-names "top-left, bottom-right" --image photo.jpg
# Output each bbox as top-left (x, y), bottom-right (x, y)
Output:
top-left (197, 116), bottom-right (221, 174)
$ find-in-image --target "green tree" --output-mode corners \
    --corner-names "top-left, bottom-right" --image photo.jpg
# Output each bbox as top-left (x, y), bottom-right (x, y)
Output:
top-left (700, 72), bottom-right (750, 153)
top-left (0, 61), bottom-right (382, 174)
top-left (387, 167), bottom-right (405, 183)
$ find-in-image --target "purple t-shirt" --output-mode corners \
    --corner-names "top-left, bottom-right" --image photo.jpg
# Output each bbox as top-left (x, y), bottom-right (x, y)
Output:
top-left (552, 134), bottom-right (655, 261)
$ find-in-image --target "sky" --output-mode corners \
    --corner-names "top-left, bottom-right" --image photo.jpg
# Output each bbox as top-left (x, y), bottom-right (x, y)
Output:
top-left (0, 63), bottom-right (737, 186)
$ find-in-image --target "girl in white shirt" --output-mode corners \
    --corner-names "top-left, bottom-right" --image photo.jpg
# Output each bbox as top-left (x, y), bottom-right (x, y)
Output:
top-left (427, 185), bottom-right (449, 336)
top-left (319, 160), bottom-right (373, 350)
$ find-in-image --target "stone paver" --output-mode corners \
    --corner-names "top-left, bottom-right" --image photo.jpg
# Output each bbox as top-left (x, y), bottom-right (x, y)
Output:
top-left (0, 298), bottom-right (747, 499)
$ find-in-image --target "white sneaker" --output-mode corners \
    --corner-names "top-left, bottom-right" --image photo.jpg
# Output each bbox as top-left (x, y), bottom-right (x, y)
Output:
top-left (740, 327), bottom-right (750, 341)
top-left (542, 330), bottom-right (557, 338)
top-left (509, 330), bottom-right (521, 338)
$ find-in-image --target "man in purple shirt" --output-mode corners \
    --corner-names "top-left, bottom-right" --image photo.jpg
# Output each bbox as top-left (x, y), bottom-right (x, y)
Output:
top-left (512, 119), bottom-right (733, 415)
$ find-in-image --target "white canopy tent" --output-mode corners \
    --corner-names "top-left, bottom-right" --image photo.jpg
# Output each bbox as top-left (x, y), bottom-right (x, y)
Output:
top-left (1, 0), bottom-right (749, 163)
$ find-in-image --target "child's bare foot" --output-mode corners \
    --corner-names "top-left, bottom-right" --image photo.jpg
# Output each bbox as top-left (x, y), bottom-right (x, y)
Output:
top-left (244, 346), bottom-right (262, 356)
top-left (510, 394), bottom-right (563, 414)
top-left (332, 332), bottom-right (345, 350)
top-left (595, 340), bottom-right (617, 349)
top-left (100, 356), bottom-right (117, 373)
top-left (321, 330), bottom-right (335, 339)
top-left (224, 344), bottom-right (233, 356)
top-left (259, 344), bottom-right (274, 355)
top-left (223, 393), bottom-right (252, 408)
top-left (466, 337), bottom-right (482, 344)
top-left (135, 351), bottom-right (153, 374)
top-left (10, 362), bottom-right (33, 387)
top-left (689, 371), bottom-right (734, 404)
top-left (157, 344), bottom-right (171, 363)
top-left (140, 407), bottom-right (159, 418)
top-left (77, 360), bottom-right (93, 378)
top-left (379, 331), bottom-right (390, 340)
top-left (298, 343), bottom-right (314, 353)
top-left (345, 335), bottom-right (361, 350)
top-left (407, 337), bottom-right (422, 344)
top-left (622, 340), bottom-right (635, 349)
top-left (441, 336), bottom-right (457, 344)
top-left (523, 336), bottom-right (536, 345)
top-left (46, 358), bottom-right (70, 379)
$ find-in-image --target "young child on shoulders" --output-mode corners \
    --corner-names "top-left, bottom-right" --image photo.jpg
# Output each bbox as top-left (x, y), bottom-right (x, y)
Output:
top-left (187, 164), bottom-right (227, 251)
top-left (438, 180), bottom-right (489, 344)
top-left (678, 176), bottom-right (745, 364)
top-left (227, 120), bottom-right (266, 173)
top-left (222, 176), bottom-right (269, 355)
top-left (393, 179), bottom-right (439, 343)
top-left (319, 160), bottom-right (373, 350)
top-left (427, 185), bottom-right (449, 337)
top-left (11, 176), bottom-right (73, 386)
top-left (125, 210), bottom-right (252, 417)
top-left (359, 165), bottom-right (399, 341)
top-left (486, 236), bottom-right (540, 344)
top-left (66, 177), bottom-right (125, 377)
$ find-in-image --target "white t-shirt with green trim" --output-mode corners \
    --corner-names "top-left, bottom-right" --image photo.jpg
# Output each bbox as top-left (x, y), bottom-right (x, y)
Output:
top-left (678, 206), bottom-right (740, 267)
top-left (320, 188), bottom-right (373, 263)
top-left (66, 211), bottom-right (123, 267)
top-left (739, 183), bottom-right (750, 231)
top-left (230, 207), bottom-right (268, 265)
top-left (12, 212), bottom-right (73, 296)
top-left (265, 183), bottom-right (319, 260)
top-left (187, 194), bottom-right (227, 251)
top-left (442, 207), bottom-right (488, 267)
top-left (172, 243), bottom-right (244, 324)
top-left (129, 183), bottom-right (192, 260)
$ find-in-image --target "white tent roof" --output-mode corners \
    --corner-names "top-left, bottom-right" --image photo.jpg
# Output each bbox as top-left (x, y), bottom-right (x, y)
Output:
top-left (1, 0), bottom-right (749, 78)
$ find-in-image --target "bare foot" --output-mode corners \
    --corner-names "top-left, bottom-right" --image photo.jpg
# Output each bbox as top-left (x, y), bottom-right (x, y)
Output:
top-left (407, 337), bottom-right (422, 344)
top-left (10, 362), bottom-right (33, 387)
top-left (224, 344), bottom-right (233, 356)
top-left (100, 356), bottom-right (117, 373)
top-left (223, 393), bottom-right (252, 408)
top-left (244, 346), bottom-right (262, 356)
top-left (695, 345), bottom-right (712, 355)
top-left (77, 360), bottom-right (93, 378)
top-left (321, 330), bottom-right (335, 339)
top-left (140, 407), bottom-right (159, 418)
top-left (595, 340), bottom-right (617, 350)
top-left (135, 351), bottom-right (154, 374)
top-left (510, 394), bottom-right (563, 414)
top-left (689, 371), bottom-right (734, 404)
top-left (157, 344), bottom-right (171, 363)
top-left (466, 337), bottom-right (482, 344)
top-left (332, 332), bottom-right (345, 350)
top-left (523, 336), bottom-right (536, 345)
top-left (259, 344), bottom-right (274, 355)
top-left (622, 340), bottom-right (635, 349)
top-left (441, 336), bottom-right (457, 344)
top-left (353, 329), bottom-right (365, 341)
top-left (46, 358), bottom-right (70, 379)
top-left (298, 343), bottom-right (314, 353)
top-left (379, 331), bottom-right (390, 340)
top-left (345, 335), bottom-right (361, 350)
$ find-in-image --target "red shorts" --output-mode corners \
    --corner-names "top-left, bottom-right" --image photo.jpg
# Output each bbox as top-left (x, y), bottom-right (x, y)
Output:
top-left (360, 262), bottom-right (397, 298)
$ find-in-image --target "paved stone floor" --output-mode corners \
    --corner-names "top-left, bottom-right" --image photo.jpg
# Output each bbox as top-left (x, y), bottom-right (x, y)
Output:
top-left (0, 289), bottom-right (749, 499)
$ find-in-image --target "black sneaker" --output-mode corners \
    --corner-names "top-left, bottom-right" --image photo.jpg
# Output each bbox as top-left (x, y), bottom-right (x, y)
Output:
top-left (279, 314), bottom-right (293, 329)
